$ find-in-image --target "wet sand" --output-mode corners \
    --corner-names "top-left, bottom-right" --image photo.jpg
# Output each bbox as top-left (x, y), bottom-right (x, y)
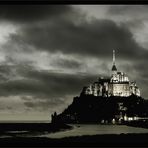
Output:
top-left (0, 123), bottom-right (148, 147)
top-left (0, 133), bottom-right (148, 147)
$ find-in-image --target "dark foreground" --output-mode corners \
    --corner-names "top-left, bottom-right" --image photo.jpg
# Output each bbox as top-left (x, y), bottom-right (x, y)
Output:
top-left (0, 122), bottom-right (71, 132)
top-left (1, 133), bottom-right (148, 147)
top-left (0, 122), bottom-right (148, 147)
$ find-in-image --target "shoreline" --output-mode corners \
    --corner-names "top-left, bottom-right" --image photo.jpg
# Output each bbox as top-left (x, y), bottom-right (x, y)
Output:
top-left (0, 133), bottom-right (148, 147)
top-left (0, 123), bottom-right (147, 146)
top-left (0, 122), bottom-right (71, 130)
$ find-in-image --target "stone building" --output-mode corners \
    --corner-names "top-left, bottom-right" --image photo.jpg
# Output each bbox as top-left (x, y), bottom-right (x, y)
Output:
top-left (81, 50), bottom-right (140, 97)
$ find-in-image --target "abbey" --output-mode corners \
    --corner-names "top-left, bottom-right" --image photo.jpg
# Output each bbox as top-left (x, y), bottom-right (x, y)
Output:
top-left (81, 50), bottom-right (140, 97)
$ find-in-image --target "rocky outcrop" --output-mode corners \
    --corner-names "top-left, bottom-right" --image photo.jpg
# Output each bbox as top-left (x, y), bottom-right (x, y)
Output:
top-left (51, 94), bottom-right (148, 124)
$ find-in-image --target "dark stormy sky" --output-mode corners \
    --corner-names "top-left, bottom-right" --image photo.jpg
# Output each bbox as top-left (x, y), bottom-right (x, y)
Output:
top-left (0, 5), bottom-right (147, 120)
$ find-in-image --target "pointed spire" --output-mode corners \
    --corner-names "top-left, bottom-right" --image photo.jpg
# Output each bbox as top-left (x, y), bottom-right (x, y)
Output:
top-left (113, 50), bottom-right (115, 65)
top-left (112, 50), bottom-right (117, 71)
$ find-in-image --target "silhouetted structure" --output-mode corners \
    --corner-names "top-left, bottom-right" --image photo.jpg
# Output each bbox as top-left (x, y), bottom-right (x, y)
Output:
top-left (52, 94), bottom-right (148, 124)
top-left (51, 50), bottom-right (147, 124)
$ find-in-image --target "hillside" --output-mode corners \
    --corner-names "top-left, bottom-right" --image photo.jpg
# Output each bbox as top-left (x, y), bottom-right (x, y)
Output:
top-left (51, 94), bottom-right (148, 124)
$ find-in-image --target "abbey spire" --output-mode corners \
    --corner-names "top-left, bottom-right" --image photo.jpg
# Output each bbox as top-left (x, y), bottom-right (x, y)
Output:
top-left (113, 50), bottom-right (115, 65)
top-left (112, 50), bottom-right (117, 71)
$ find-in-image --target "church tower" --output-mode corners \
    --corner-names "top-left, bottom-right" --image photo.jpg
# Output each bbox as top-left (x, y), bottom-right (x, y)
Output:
top-left (111, 50), bottom-right (118, 82)
top-left (112, 50), bottom-right (117, 73)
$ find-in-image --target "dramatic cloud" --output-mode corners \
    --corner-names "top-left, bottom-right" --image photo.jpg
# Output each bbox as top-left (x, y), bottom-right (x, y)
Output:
top-left (0, 63), bottom-right (98, 98)
top-left (108, 5), bottom-right (148, 18)
top-left (0, 61), bottom-right (99, 118)
top-left (8, 18), bottom-right (146, 60)
top-left (0, 5), bottom-right (73, 23)
top-left (0, 5), bottom-right (147, 120)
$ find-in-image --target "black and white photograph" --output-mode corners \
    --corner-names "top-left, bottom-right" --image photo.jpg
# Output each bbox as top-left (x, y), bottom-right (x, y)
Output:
top-left (0, 4), bottom-right (148, 147)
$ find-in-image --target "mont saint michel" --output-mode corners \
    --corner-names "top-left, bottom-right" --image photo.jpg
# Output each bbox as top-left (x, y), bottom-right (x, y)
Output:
top-left (51, 50), bottom-right (147, 124)
top-left (81, 50), bottom-right (140, 97)
top-left (1, 5), bottom-right (148, 147)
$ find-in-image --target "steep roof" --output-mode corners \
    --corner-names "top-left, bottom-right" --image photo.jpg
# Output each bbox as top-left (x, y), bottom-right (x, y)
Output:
top-left (112, 64), bottom-right (117, 71)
